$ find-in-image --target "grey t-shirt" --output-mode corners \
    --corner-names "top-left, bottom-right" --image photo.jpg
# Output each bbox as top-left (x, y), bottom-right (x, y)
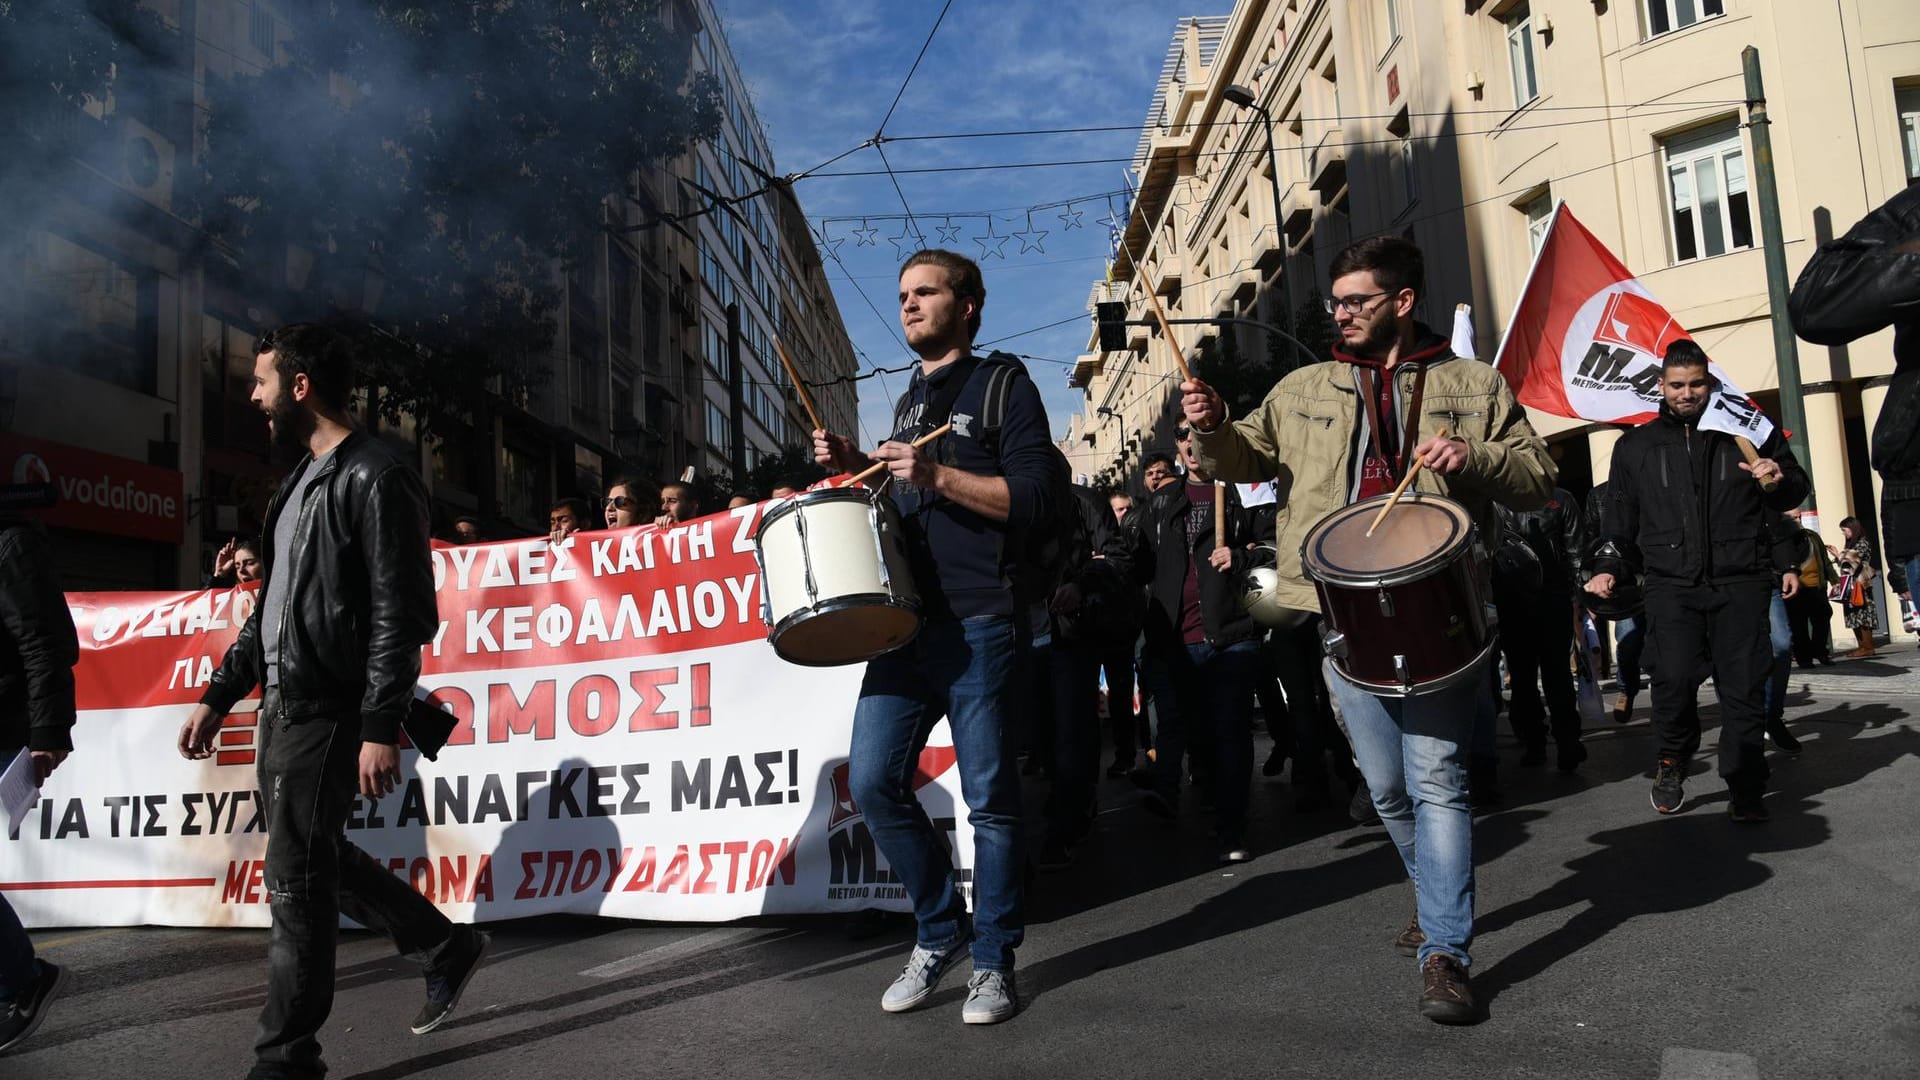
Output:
top-left (262, 450), bottom-right (333, 687)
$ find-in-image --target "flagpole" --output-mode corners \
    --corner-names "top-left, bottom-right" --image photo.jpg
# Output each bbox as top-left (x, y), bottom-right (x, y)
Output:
top-left (1491, 200), bottom-right (1566, 375)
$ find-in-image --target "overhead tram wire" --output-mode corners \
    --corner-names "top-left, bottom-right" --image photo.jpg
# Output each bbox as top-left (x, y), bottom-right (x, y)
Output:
top-left (874, 0), bottom-right (958, 139)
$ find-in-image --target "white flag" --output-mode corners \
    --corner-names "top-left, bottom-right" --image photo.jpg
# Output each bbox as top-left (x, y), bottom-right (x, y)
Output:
top-left (1451, 303), bottom-right (1477, 361)
top-left (1236, 481), bottom-right (1277, 507)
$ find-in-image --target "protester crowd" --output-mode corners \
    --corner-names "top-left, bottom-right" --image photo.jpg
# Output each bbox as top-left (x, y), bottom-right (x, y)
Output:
top-left (1, 182), bottom-right (1914, 1065)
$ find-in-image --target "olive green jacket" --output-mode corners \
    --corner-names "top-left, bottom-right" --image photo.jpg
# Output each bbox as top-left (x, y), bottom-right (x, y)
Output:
top-left (1191, 348), bottom-right (1556, 614)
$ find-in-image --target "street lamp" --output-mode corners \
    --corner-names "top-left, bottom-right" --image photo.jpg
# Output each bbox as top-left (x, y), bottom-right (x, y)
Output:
top-left (1221, 82), bottom-right (1300, 364)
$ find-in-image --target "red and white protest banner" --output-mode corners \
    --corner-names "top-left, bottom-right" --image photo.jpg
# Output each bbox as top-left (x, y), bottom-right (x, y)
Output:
top-left (2, 501), bottom-right (968, 928)
top-left (1494, 202), bottom-right (1775, 443)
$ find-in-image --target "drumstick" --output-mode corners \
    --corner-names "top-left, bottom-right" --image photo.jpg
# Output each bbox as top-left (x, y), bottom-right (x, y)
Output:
top-left (1733, 435), bottom-right (1780, 492)
top-left (1365, 425), bottom-right (1451, 538)
top-left (842, 423), bottom-right (954, 488)
top-left (1214, 480), bottom-right (1227, 554)
top-left (1138, 272), bottom-right (1194, 384)
top-left (773, 338), bottom-right (824, 433)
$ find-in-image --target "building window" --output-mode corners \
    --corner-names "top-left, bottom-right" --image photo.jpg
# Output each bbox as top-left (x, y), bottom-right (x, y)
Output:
top-left (705, 401), bottom-right (731, 455)
top-left (1383, 0), bottom-right (1401, 47)
top-left (1663, 122), bottom-right (1752, 262)
top-left (1899, 84), bottom-right (1920, 185)
top-left (1645, 0), bottom-right (1723, 39)
top-left (703, 320), bottom-right (729, 381)
top-left (1506, 6), bottom-right (1538, 107)
top-left (249, 2), bottom-right (273, 55)
top-left (3, 230), bottom-right (158, 395)
top-left (1523, 190), bottom-right (1553, 256)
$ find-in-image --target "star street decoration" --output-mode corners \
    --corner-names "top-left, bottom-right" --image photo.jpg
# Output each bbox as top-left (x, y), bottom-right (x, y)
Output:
top-left (935, 216), bottom-right (964, 245)
top-left (1012, 210), bottom-right (1048, 255)
top-left (974, 220), bottom-right (1011, 261)
top-left (852, 218), bottom-right (880, 247)
top-left (812, 223), bottom-right (846, 261)
top-left (1057, 204), bottom-right (1086, 231)
top-left (887, 223), bottom-right (925, 260)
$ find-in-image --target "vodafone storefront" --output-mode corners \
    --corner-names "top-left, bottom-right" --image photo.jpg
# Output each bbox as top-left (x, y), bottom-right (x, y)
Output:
top-left (2, 431), bottom-right (185, 589)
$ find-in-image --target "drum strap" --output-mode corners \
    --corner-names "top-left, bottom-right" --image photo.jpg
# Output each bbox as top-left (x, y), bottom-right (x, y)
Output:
top-left (1358, 364), bottom-right (1430, 482)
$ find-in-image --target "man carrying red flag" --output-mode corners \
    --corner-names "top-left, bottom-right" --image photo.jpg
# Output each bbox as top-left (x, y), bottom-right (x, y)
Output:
top-left (1584, 342), bottom-right (1807, 821)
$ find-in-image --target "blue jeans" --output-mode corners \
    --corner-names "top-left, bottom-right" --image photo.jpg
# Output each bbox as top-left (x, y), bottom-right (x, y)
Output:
top-left (1760, 588), bottom-right (1793, 723)
top-left (0, 893), bottom-right (36, 999)
top-left (850, 614), bottom-right (1026, 973)
top-left (1614, 616), bottom-right (1645, 696)
top-left (1326, 660), bottom-right (1479, 969)
top-left (1140, 638), bottom-right (1262, 841)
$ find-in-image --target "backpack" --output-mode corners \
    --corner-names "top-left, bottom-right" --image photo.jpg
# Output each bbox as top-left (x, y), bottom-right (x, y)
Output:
top-left (892, 351), bottom-right (1079, 605)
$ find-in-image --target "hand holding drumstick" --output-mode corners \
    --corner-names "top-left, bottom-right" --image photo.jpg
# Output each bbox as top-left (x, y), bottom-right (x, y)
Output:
top-left (1366, 427), bottom-right (1460, 537)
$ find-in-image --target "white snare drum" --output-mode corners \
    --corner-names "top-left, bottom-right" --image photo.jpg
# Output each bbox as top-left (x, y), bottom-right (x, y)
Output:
top-left (753, 487), bottom-right (922, 666)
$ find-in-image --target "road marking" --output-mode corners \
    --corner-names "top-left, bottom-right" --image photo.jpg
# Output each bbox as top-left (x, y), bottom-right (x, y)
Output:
top-left (580, 927), bottom-right (767, 979)
top-left (1658, 1049), bottom-right (1760, 1080)
top-left (31, 927), bottom-right (132, 950)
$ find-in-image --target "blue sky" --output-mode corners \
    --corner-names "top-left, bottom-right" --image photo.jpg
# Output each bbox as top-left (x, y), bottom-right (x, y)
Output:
top-left (714, 0), bottom-right (1233, 463)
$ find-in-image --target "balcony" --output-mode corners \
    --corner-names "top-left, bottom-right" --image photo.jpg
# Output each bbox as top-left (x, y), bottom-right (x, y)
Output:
top-left (1281, 180), bottom-right (1314, 245)
top-left (1070, 353), bottom-right (1101, 389)
top-left (1310, 127), bottom-right (1346, 197)
top-left (1150, 251), bottom-right (1184, 288)
top-left (1253, 224), bottom-right (1284, 271)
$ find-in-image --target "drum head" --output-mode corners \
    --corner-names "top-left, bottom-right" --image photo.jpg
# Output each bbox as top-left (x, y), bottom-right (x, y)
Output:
top-left (773, 603), bottom-right (921, 667)
top-left (1304, 493), bottom-right (1474, 587)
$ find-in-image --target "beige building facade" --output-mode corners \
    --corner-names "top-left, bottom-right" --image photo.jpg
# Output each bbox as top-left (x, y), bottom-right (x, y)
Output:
top-left (1066, 0), bottom-right (1919, 632)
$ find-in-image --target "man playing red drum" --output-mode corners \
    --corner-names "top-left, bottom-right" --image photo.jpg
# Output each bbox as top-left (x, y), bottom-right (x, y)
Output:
top-left (1180, 237), bottom-right (1554, 1023)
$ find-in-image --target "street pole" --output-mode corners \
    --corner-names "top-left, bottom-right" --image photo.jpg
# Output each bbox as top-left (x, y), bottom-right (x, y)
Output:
top-left (1223, 85), bottom-right (1301, 370)
top-left (1743, 45), bottom-right (1812, 507)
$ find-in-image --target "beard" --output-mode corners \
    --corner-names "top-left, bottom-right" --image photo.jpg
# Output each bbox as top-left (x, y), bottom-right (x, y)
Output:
top-left (266, 386), bottom-right (317, 462)
top-left (1345, 315), bottom-right (1399, 358)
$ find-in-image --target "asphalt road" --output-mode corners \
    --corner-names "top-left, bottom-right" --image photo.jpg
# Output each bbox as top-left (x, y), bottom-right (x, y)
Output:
top-left (13, 682), bottom-right (1920, 1080)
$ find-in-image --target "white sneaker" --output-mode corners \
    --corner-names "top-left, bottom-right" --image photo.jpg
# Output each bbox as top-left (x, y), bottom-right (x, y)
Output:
top-left (961, 970), bottom-right (1018, 1024)
top-left (879, 930), bottom-right (973, 1013)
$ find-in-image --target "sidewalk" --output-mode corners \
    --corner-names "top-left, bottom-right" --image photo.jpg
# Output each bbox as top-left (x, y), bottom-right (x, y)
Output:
top-left (1607, 632), bottom-right (1920, 696)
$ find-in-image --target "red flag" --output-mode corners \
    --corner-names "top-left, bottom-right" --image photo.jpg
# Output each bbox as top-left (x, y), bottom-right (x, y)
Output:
top-left (1493, 203), bottom-right (1773, 443)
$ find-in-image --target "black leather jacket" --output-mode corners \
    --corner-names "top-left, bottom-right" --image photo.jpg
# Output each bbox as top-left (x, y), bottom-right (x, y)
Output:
top-left (1102, 479), bottom-right (1273, 649)
top-left (1594, 407), bottom-right (1809, 588)
top-left (0, 516), bottom-right (79, 754)
top-left (1497, 487), bottom-right (1588, 595)
top-left (201, 431), bottom-right (437, 744)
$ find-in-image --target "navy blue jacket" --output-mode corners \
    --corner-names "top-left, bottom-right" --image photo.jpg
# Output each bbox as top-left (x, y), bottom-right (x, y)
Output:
top-left (887, 353), bottom-right (1062, 620)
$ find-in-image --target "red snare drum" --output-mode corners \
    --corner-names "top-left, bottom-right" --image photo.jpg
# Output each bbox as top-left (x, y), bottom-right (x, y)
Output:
top-left (1301, 492), bottom-right (1496, 696)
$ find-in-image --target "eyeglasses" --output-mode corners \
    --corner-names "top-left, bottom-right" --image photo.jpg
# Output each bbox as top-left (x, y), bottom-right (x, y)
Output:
top-left (603, 496), bottom-right (635, 509)
top-left (1174, 428), bottom-right (1192, 440)
top-left (1323, 291), bottom-right (1391, 315)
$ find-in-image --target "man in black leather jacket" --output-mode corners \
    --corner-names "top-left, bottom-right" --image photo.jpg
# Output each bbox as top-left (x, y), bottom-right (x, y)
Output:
top-left (1790, 184), bottom-right (1920, 616)
top-left (176, 324), bottom-right (488, 1079)
top-left (1495, 487), bottom-right (1590, 772)
top-left (1587, 342), bottom-right (1808, 822)
top-left (1102, 426), bottom-right (1274, 862)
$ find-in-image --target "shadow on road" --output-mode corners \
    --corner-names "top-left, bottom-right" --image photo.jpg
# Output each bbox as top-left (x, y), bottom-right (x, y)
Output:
top-left (1471, 699), bottom-right (1919, 1014)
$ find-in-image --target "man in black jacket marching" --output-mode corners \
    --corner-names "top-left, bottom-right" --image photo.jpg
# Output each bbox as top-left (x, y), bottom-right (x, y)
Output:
top-left (176, 324), bottom-right (488, 1078)
top-left (1101, 424), bottom-right (1273, 863)
top-left (1586, 341), bottom-right (1809, 821)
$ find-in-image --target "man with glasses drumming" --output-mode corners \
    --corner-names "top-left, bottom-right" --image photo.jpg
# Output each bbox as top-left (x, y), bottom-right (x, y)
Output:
top-left (1180, 237), bottom-right (1554, 1024)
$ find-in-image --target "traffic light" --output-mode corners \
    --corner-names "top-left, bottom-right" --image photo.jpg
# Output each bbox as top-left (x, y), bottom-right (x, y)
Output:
top-left (1095, 302), bottom-right (1129, 353)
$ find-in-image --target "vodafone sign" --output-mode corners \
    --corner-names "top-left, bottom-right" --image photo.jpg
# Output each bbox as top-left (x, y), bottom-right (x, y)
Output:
top-left (1, 432), bottom-right (185, 544)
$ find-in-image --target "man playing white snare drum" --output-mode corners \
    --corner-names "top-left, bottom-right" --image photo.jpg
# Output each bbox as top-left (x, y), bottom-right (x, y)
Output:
top-left (1180, 236), bottom-right (1554, 1024)
top-left (813, 248), bottom-right (1063, 1025)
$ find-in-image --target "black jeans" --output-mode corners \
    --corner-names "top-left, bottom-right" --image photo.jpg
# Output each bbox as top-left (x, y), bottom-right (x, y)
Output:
top-left (1786, 588), bottom-right (1832, 663)
top-left (1141, 639), bottom-right (1261, 840)
top-left (1269, 618), bottom-right (1358, 792)
top-left (1045, 637), bottom-right (1102, 845)
top-left (1643, 584), bottom-right (1772, 795)
top-left (1499, 591), bottom-right (1581, 751)
top-left (252, 689), bottom-right (455, 1078)
top-left (1099, 645), bottom-right (1139, 764)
